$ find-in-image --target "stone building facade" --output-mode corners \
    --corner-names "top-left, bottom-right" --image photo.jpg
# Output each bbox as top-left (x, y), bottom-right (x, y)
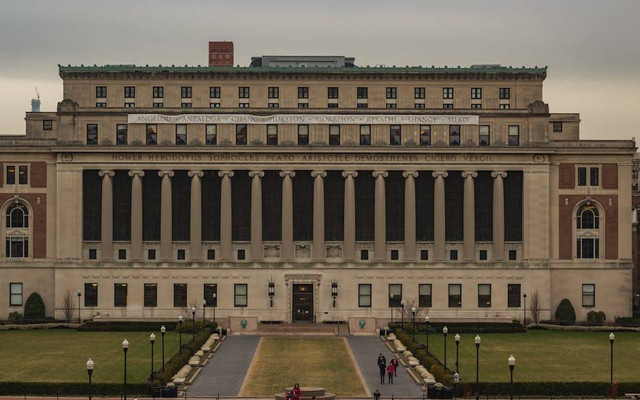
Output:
top-left (0, 61), bottom-right (634, 327)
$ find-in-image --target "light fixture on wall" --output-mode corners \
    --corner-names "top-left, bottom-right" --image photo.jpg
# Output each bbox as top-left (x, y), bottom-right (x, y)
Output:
top-left (331, 282), bottom-right (338, 307)
top-left (268, 280), bottom-right (275, 307)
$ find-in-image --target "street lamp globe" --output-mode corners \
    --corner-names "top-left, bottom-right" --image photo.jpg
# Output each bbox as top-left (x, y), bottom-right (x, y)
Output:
top-left (191, 306), bottom-right (196, 314)
top-left (508, 354), bottom-right (515, 367)
top-left (150, 332), bottom-right (155, 343)
top-left (160, 325), bottom-right (166, 334)
top-left (178, 315), bottom-right (183, 322)
top-left (425, 315), bottom-right (430, 323)
top-left (86, 358), bottom-right (94, 371)
top-left (411, 306), bottom-right (416, 314)
top-left (475, 334), bottom-right (481, 345)
top-left (455, 333), bottom-right (460, 343)
top-left (203, 299), bottom-right (207, 307)
top-left (443, 326), bottom-right (449, 335)
top-left (401, 299), bottom-right (405, 307)
top-left (609, 332), bottom-right (615, 342)
top-left (122, 339), bottom-right (129, 350)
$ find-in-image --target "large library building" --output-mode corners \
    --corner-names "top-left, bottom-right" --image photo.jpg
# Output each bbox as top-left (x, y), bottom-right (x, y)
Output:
top-left (0, 48), bottom-right (635, 328)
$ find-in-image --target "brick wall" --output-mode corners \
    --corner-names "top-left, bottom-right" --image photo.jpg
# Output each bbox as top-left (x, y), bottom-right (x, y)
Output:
top-left (559, 195), bottom-right (618, 260)
top-left (559, 163), bottom-right (575, 189)
top-left (30, 162), bottom-right (47, 188)
top-left (0, 193), bottom-right (46, 258)
top-left (602, 163), bottom-right (618, 189)
top-left (0, 162), bottom-right (3, 186)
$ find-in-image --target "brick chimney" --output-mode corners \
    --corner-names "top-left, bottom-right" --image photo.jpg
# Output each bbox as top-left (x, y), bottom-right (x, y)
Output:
top-left (208, 41), bottom-right (234, 67)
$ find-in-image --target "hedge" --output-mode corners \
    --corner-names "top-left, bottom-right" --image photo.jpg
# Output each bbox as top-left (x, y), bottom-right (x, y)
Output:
top-left (391, 320), bottom-right (524, 334)
top-left (394, 330), bottom-right (454, 386)
top-left (78, 321), bottom-right (181, 332)
top-left (174, 320), bottom-right (217, 334)
top-left (453, 382), bottom-right (640, 396)
top-left (0, 382), bottom-right (148, 395)
top-left (151, 326), bottom-right (213, 385)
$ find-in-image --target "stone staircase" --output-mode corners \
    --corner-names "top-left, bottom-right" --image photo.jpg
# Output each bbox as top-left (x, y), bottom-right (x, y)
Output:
top-left (258, 322), bottom-right (347, 335)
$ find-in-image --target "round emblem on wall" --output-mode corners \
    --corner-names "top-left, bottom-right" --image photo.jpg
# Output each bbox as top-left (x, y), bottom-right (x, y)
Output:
top-left (533, 154), bottom-right (545, 163)
top-left (240, 319), bottom-right (248, 329)
top-left (359, 319), bottom-right (366, 329)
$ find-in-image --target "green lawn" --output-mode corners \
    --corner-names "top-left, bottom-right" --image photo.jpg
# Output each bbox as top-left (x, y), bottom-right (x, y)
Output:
top-left (241, 337), bottom-right (367, 397)
top-left (0, 329), bottom-right (180, 383)
top-left (414, 330), bottom-right (640, 382)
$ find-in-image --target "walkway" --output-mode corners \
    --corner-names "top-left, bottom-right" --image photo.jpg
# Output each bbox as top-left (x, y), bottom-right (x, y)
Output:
top-left (346, 336), bottom-right (424, 398)
top-left (187, 335), bottom-right (261, 397)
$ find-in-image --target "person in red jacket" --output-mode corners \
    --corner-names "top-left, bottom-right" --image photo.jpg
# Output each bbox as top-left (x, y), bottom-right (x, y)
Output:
top-left (293, 383), bottom-right (301, 400)
top-left (386, 363), bottom-right (395, 384)
top-left (391, 357), bottom-right (399, 377)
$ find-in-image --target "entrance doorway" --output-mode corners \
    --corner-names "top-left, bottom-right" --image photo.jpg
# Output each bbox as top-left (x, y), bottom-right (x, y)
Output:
top-left (292, 284), bottom-right (314, 322)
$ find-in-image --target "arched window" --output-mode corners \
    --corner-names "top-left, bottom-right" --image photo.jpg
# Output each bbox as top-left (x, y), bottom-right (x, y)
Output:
top-left (576, 204), bottom-right (601, 259)
top-left (6, 203), bottom-right (28, 228)
top-left (577, 205), bottom-right (599, 230)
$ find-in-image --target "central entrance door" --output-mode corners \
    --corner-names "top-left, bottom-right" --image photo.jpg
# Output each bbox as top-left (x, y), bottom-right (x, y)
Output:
top-left (292, 284), bottom-right (314, 322)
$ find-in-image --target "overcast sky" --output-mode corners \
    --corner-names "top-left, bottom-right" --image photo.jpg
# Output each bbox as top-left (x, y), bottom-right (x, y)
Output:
top-left (0, 0), bottom-right (638, 140)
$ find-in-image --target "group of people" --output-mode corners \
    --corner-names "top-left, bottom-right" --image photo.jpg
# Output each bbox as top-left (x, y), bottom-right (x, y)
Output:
top-left (376, 353), bottom-right (399, 384)
top-left (286, 384), bottom-right (302, 400)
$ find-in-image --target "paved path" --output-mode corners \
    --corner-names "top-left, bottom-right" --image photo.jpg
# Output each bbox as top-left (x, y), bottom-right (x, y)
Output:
top-left (187, 335), bottom-right (261, 397)
top-left (347, 336), bottom-right (424, 398)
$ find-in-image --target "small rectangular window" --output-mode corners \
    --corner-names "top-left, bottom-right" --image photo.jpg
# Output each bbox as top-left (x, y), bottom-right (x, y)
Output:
top-left (86, 124), bottom-right (98, 145)
top-left (471, 104), bottom-right (482, 109)
top-left (577, 238), bottom-right (599, 259)
top-left (577, 167), bottom-right (587, 186)
top-left (388, 284), bottom-right (402, 307)
top-left (148, 249), bottom-right (156, 260)
top-left (173, 283), bottom-right (187, 307)
top-left (96, 86), bottom-right (107, 98)
top-left (268, 87), bottom-right (279, 99)
top-left (181, 103), bottom-right (192, 108)
top-left (419, 284), bottom-right (432, 307)
top-left (9, 282), bottom-right (23, 306)
top-left (448, 284), bottom-right (462, 308)
top-left (235, 283), bottom-right (248, 307)
top-left (236, 124), bottom-right (247, 145)
top-left (553, 122), bottom-right (563, 132)
top-left (582, 283), bottom-right (595, 307)
top-left (206, 125), bottom-right (217, 145)
top-left (175, 124), bottom-right (187, 145)
top-left (96, 102), bottom-right (107, 108)
top-left (298, 87), bottom-right (309, 99)
top-left (43, 120), bottom-right (53, 130)
top-left (415, 87), bottom-right (425, 99)
top-left (386, 103), bottom-right (397, 109)
top-left (267, 125), bottom-right (278, 146)
top-left (268, 103), bottom-right (279, 108)
top-left (443, 87), bottom-right (454, 99)
top-left (478, 284), bottom-right (491, 308)
top-left (153, 102), bottom-right (163, 108)
top-left (328, 87), bottom-right (339, 99)
top-left (239, 102), bottom-right (250, 108)
top-left (390, 125), bottom-right (401, 146)
top-left (6, 237), bottom-right (28, 257)
top-left (124, 102), bottom-right (135, 108)
top-left (509, 250), bottom-right (517, 260)
top-left (415, 103), bottom-right (426, 109)
top-left (298, 103), bottom-right (309, 108)
top-left (327, 103), bottom-right (338, 108)
top-left (420, 249), bottom-right (429, 260)
top-left (390, 249), bottom-right (399, 260)
top-left (507, 284), bottom-right (521, 308)
top-left (114, 283), bottom-right (128, 307)
top-left (239, 87), bottom-right (250, 98)
top-left (361, 250), bottom-right (369, 260)
top-left (88, 248), bottom-right (97, 260)
top-left (180, 86), bottom-right (192, 98)
top-left (357, 103), bottom-right (368, 108)
top-left (499, 104), bottom-right (510, 109)
top-left (590, 167), bottom-right (599, 186)
top-left (420, 125), bottom-right (431, 146)
top-left (84, 283), bottom-right (98, 307)
top-left (6, 165), bottom-right (16, 185)
top-left (124, 86), bottom-right (135, 98)
top-left (508, 125), bottom-right (520, 146)
top-left (329, 125), bottom-right (340, 146)
top-left (18, 166), bottom-right (28, 185)
top-left (386, 87), bottom-right (397, 99)
top-left (471, 88), bottom-right (482, 99)
top-left (144, 283), bottom-right (158, 307)
top-left (210, 102), bottom-right (220, 108)
top-left (359, 125), bottom-right (371, 146)
top-left (210, 87), bottom-right (221, 98)
top-left (357, 87), bottom-right (368, 99)
top-left (450, 249), bottom-right (458, 260)
top-left (118, 249), bottom-right (126, 260)
top-left (443, 104), bottom-right (454, 109)
top-left (116, 124), bottom-right (128, 145)
top-left (177, 249), bottom-right (186, 260)
top-left (479, 249), bottom-right (488, 260)
top-left (298, 125), bottom-right (309, 145)
top-left (499, 87), bottom-right (511, 99)
top-left (146, 124), bottom-right (157, 145)
top-left (207, 249), bottom-right (216, 260)
top-left (479, 125), bottom-right (490, 146)
top-left (237, 249), bottom-right (246, 260)
top-left (153, 86), bottom-right (164, 98)
top-left (358, 284), bottom-right (372, 307)
top-left (449, 125), bottom-right (461, 146)
top-left (204, 284), bottom-right (217, 306)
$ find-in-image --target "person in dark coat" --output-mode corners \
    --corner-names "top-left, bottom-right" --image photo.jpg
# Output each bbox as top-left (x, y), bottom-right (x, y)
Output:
top-left (387, 363), bottom-right (395, 384)
top-left (377, 353), bottom-right (387, 383)
top-left (373, 389), bottom-right (381, 400)
top-left (391, 357), bottom-right (399, 377)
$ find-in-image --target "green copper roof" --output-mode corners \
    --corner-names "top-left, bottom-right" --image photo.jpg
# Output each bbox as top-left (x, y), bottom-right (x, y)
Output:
top-left (58, 64), bottom-right (547, 76)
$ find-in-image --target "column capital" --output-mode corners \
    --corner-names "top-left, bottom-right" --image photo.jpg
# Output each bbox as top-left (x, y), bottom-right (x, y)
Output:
top-left (249, 170), bottom-right (265, 178)
top-left (342, 170), bottom-right (359, 178)
top-left (372, 170), bottom-right (388, 178)
top-left (218, 170), bottom-right (235, 178)
top-left (188, 170), bottom-right (204, 178)
top-left (491, 171), bottom-right (508, 179)
top-left (98, 170), bottom-right (115, 178)
top-left (432, 171), bottom-right (449, 178)
top-left (279, 170), bottom-right (296, 178)
top-left (128, 170), bottom-right (145, 178)
top-left (402, 171), bottom-right (419, 178)
top-left (158, 170), bottom-right (174, 178)
top-left (462, 171), bottom-right (478, 179)
top-left (311, 170), bottom-right (327, 178)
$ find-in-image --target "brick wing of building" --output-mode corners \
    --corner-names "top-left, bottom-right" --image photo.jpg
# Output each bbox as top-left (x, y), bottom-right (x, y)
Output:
top-left (0, 60), bottom-right (635, 327)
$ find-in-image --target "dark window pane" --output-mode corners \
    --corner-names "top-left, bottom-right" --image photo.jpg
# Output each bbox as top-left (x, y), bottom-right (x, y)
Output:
top-left (84, 283), bottom-right (98, 307)
top-left (325, 171), bottom-right (344, 241)
top-left (504, 171), bottom-right (523, 241)
top-left (386, 172), bottom-right (404, 241)
top-left (172, 171), bottom-right (191, 241)
top-left (144, 284), bottom-right (157, 307)
top-left (262, 171), bottom-right (282, 241)
top-left (445, 173), bottom-right (464, 241)
top-left (475, 172), bottom-right (493, 241)
top-left (231, 170), bottom-right (251, 240)
top-left (113, 171), bottom-right (132, 241)
top-left (388, 284), bottom-right (402, 307)
top-left (83, 170), bottom-right (102, 241)
top-left (114, 283), bottom-right (128, 307)
top-left (173, 284), bottom-right (187, 307)
top-left (507, 284), bottom-right (521, 308)
top-left (142, 170), bottom-right (161, 241)
top-left (355, 173), bottom-right (375, 241)
top-left (293, 172), bottom-right (313, 241)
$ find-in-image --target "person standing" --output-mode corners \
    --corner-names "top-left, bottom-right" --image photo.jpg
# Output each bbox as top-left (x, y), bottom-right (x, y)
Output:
top-left (377, 353), bottom-right (387, 384)
top-left (373, 389), bottom-right (381, 400)
top-left (387, 362), bottom-right (395, 384)
top-left (293, 384), bottom-right (301, 400)
top-left (391, 357), bottom-right (399, 377)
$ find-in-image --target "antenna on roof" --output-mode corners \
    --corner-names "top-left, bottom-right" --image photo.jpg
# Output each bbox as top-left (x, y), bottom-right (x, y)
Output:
top-left (31, 86), bottom-right (41, 112)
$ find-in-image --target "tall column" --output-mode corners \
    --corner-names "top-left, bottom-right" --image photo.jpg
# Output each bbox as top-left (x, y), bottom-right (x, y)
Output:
top-left (99, 170), bottom-right (115, 260)
top-left (373, 170), bottom-right (388, 261)
top-left (462, 171), bottom-right (478, 261)
top-left (158, 170), bottom-right (174, 261)
top-left (432, 171), bottom-right (448, 261)
top-left (311, 170), bottom-right (327, 261)
top-left (342, 171), bottom-right (358, 261)
top-left (249, 170), bottom-right (264, 261)
top-left (280, 170), bottom-right (296, 261)
top-left (218, 170), bottom-right (234, 261)
top-left (403, 171), bottom-right (418, 261)
top-left (128, 170), bottom-right (144, 261)
top-left (492, 171), bottom-right (507, 260)
top-left (188, 170), bottom-right (204, 262)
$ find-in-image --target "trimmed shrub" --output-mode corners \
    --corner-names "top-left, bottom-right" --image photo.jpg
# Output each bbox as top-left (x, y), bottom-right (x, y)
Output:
top-left (555, 298), bottom-right (576, 324)
top-left (79, 321), bottom-right (179, 332)
top-left (587, 310), bottom-right (607, 325)
top-left (390, 320), bottom-right (524, 334)
top-left (453, 382), bottom-right (640, 396)
top-left (8, 312), bottom-right (23, 323)
top-left (614, 316), bottom-right (640, 327)
top-left (24, 292), bottom-right (46, 321)
top-left (152, 326), bottom-right (213, 385)
top-left (0, 382), bottom-right (148, 395)
top-left (394, 330), bottom-right (454, 385)
top-left (174, 319), bottom-right (217, 334)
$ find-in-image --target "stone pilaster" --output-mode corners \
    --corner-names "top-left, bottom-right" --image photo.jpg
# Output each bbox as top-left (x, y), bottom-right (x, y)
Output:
top-left (249, 170), bottom-right (264, 261)
top-left (218, 170), bottom-right (234, 261)
top-left (342, 171), bottom-right (358, 261)
top-left (311, 170), bottom-right (327, 261)
top-left (432, 171), bottom-right (448, 261)
top-left (99, 170), bottom-right (115, 260)
top-left (492, 171), bottom-right (507, 260)
top-left (279, 170), bottom-right (296, 261)
top-left (158, 170), bottom-right (174, 261)
top-left (188, 170), bottom-right (204, 262)
top-left (128, 170), bottom-right (145, 261)
top-left (403, 171), bottom-right (418, 261)
top-left (373, 170), bottom-right (388, 261)
top-left (462, 171), bottom-right (478, 261)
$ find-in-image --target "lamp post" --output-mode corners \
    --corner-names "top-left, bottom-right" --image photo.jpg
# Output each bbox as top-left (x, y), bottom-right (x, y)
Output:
top-left (425, 315), bottom-right (430, 354)
top-left (331, 282), bottom-right (338, 308)
top-left (411, 307), bottom-right (417, 342)
top-left (455, 333), bottom-right (460, 373)
top-left (268, 282), bottom-right (275, 307)
top-left (400, 299), bottom-right (405, 331)
top-left (475, 335), bottom-right (481, 400)
top-left (86, 358), bottom-right (94, 400)
top-left (523, 292), bottom-right (527, 331)
top-left (610, 332), bottom-right (615, 389)
top-left (212, 293), bottom-right (217, 325)
top-left (122, 339), bottom-right (129, 400)
top-left (149, 332), bottom-right (155, 378)
top-left (202, 299), bottom-right (207, 325)
top-left (443, 326), bottom-right (449, 370)
top-left (191, 306), bottom-right (196, 341)
top-left (77, 289), bottom-right (82, 324)
top-left (178, 315), bottom-right (183, 353)
top-left (508, 354), bottom-right (516, 400)
top-left (160, 325), bottom-right (166, 371)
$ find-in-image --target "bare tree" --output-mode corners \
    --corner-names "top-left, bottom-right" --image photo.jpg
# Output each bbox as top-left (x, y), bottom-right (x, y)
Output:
top-left (530, 290), bottom-right (541, 324)
top-left (62, 291), bottom-right (74, 322)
